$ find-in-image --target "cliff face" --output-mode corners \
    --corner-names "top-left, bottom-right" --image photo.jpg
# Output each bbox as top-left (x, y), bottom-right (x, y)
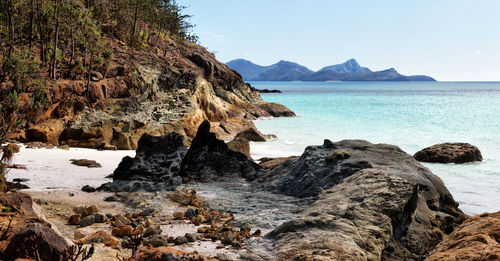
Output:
top-left (12, 37), bottom-right (294, 149)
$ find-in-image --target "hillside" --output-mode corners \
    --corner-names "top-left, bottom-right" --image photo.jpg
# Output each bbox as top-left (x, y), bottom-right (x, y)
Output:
top-left (0, 1), bottom-right (294, 150)
top-left (226, 58), bottom-right (436, 81)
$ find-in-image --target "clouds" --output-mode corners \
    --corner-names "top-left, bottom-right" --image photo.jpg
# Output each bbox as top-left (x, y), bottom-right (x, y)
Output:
top-left (474, 51), bottom-right (484, 56)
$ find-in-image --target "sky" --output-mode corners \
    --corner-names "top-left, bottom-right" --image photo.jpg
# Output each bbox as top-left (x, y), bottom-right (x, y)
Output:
top-left (178, 0), bottom-right (500, 81)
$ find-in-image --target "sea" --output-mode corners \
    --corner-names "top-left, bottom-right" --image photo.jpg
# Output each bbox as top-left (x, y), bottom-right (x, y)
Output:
top-left (250, 81), bottom-right (500, 215)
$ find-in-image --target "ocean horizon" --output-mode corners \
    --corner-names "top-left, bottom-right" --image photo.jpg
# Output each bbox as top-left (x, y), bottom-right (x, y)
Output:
top-left (251, 81), bottom-right (500, 215)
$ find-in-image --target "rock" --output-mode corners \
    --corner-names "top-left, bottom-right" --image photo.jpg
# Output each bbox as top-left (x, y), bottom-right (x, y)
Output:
top-left (172, 211), bottom-right (185, 220)
top-left (174, 236), bottom-right (188, 245)
top-left (185, 233), bottom-right (197, 242)
top-left (74, 227), bottom-right (92, 239)
top-left (57, 144), bottom-right (70, 150)
top-left (426, 211), bottom-right (500, 261)
top-left (169, 187), bottom-right (198, 205)
top-left (180, 120), bottom-right (260, 181)
top-left (257, 88), bottom-right (282, 93)
top-left (140, 208), bottom-right (155, 216)
top-left (227, 137), bottom-right (251, 159)
top-left (216, 253), bottom-right (231, 261)
top-left (234, 128), bottom-right (268, 142)
top-left (112, 214), bottom-right (131, 226)
top-left (79, 231), bottom-right (119, 247)
top-left (94, 213), bottom-right (105, 223)
top-left (106, 132), bottom-right (187, 191)
top-left (414, 142), bottom-right (483, 163)
top-left (263, 139), bottom-right (467, 260)
top-left (12, 178), bottom-right (29, 183)
top-left (143, 225), bottom-right (162, 237)
top-left (258, 102), bottom-right (296, 117)
top-left (3, 223), bottom-right (69, 261)
top-left (184, 208), bottom-right (198, 218)
top-left (129, 246), bottom-right (207, 260)
top-left (219, 230), bottom-right (235, 245)
top-left (70, 159), bottom-right (102, 168)
top-left (80, 214), bottom-right (95, 227)
top-left (68, 214), bottom-right (82, 225)
top-left (258, 156), bottom-right (299, 169)
top-left (91, 70), bottom-right (104, 81)
top-left (104, 195), bottom-right (118, 202)
top-left (34, 198), bottom-right (49, 205)
top-left (112, 225), bottom-right (133, 237)
top-left (143, 235), bottom-right (169, 247)
top-left (81, 185), bottom-right (96, 192)
top-left (74, 204), bottom-right (98, 217)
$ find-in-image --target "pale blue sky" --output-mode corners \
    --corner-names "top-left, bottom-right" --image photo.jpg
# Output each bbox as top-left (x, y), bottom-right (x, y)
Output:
top-left (178, 0), bottom-right (500, 81)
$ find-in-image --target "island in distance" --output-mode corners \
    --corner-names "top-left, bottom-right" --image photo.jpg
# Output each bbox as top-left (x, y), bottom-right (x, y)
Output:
top-left (227, 58), bottom-right (436, 81)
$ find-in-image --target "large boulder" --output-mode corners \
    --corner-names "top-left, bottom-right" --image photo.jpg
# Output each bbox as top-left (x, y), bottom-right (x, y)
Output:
top-left (413, 142), bottom-right (482, 164)
top-left (179, 120), bottom-right (260, 181)
top-left (99, 132), bottom-right (186, 192)
top-left (262, 139), bottom-right (467, 260)
top-left (426, 212), bottom-right (500, 261)
top-left (227, 137), bottom-right (251, 159)
top-left (3, 223), bottom-right (69, 261)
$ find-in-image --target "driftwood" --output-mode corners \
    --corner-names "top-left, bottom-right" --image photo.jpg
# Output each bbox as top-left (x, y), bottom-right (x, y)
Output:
top-left (6, 164), bottom-right (27, 169)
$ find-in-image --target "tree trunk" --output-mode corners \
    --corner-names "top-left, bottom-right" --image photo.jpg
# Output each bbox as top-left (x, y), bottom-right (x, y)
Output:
top-left (52, 0), bottom-right (60, 80)
top-left (29, 0), bottom-right (34, 53)
top-left (70, 24), bottom-right (75, 64)
top-left (7, 0), bottom-right (14, 58)
top-left (132, 0), bottom-right (141, 37)
top-left (36, 3), bottom-right (45, 64)
top-left (87, 50), bottom-right (93, 99)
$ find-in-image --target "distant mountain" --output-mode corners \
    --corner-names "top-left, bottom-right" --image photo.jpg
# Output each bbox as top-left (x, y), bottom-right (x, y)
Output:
top-left (226, 59), bottom-right (436, 82)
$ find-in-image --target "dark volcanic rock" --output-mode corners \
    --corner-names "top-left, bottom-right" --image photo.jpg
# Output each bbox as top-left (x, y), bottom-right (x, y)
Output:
top-left (179, 120), bottom-right (260, 181)
top-left (113, 133), bottom-right (187, 182)
top-left (98, 132), bottom-right (186, 192)
top-left (234, 128), bottom-right (268, 142)
top-left (70, 159), bottom-right (102, 168)
top-left (3, 223), bottom-right (69, 261)
top-left (262, 139), bottom-right (467, 260)
top-left (413, 142), bottom-right (482, 163)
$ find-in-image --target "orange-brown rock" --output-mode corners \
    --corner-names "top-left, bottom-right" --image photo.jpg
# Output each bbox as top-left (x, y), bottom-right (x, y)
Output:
top-left (258, 156), bottom-right (299, 169)
top-left (13, 36), bottom-right (294, 150)
top-left (112, 225), bottom-right (133, 237)
top-left (227, 137), bottom-right (250, 159)
top-left (78, 231), bottom-right (119, 247)
top-left (426, 212), bottom-right (500, 261)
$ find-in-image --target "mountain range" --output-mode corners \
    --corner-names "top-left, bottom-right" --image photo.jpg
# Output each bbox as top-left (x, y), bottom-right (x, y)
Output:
top-left (226, 58), bottom-right (435, 81)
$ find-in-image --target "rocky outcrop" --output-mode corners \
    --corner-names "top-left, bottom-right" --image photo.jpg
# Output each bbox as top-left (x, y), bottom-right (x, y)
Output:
top-left (414, 143), bottom-right (483, 163)
top-left (179, 120), bottom-right (260, 181)
top-left (227, 137), bottom-right (250, 158)
top-left (426, 212), bottom-right (500, 261)
top-left (14, 37), bottom-right (294, 149)
top-left (99, 133), bottom-right (186, 192)
top-left (261, 139), bottom-right (466, 260)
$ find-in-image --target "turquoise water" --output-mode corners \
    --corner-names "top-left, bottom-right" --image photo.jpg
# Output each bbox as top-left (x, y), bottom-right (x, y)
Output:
top-left (250, 81), bottom-right (500, 215)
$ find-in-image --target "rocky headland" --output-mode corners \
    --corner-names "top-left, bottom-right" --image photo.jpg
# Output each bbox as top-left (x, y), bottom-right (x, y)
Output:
top-left (9, 37), bottom-right (294, 150)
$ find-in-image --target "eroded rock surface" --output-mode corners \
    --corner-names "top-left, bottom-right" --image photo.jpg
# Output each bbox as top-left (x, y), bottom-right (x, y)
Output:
top-left (180, 120), bottom-right (259, 182)
top-left (259, 139), bottom-right (467, 260)
top-left (414, 142), bottom-right (483, 163)
top-left (426, 211), bottom-right (500, 261)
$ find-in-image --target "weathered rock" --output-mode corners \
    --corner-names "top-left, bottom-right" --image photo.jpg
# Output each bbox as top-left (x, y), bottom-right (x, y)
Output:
top-left (3, 223), bottom-right (69, 261)
top-left (74, 227), bottom-right (92, 239)
top-left (185, 233), bottom-right (197, 242)
top-left (80, 214), bottom-right (95, 227)
top-left (219, 231), bottom-right (235, 245)
top-left (234, 128), bottom-right (268, 142)
top-left (169, 187), bottom-right (199, 205)
top-left (258, 156), bottom-right (299, 169)
top-left (70, 159), bottom-right (102, 168)
top-left (79, 231), bottom-right (119, 247)
top-left (172, 211), bottom-right (185, 220)
top-left (174, 236), bottom-right (188, 245)
top-left (129, 246), bottom-right (207, 260)
top-left (179, 120), bottom-right (260, 181)
top-left (426, 212), bottom-right (500, 261)
top-left (227, 137), bottom-right (251, 159)
top-left (262, 139), bottom-right (467, 260)
top-left (112, 225), bottom-right (133, 237)
top-left (112, 214), bottom-right (131, 227)
top-left (68, 214), bottom-right (82, 225)
top-left (414, 142), bottom-right (483, 163)
top-left (184, 208), bottom-right (198, 218)
top-left (94, 213), bottom-right (105, 223)
top-left (143, 235), bottom-right (169, 247)
top-left (143, 225), bottom-right (162, 237)
top-left (81, 185), bottom-right (96, 192)
top-left (103, 133), bottom-right (186, 191)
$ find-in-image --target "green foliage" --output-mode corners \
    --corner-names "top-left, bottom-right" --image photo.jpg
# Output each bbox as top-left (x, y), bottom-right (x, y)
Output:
top-left (9, 90), bottom-right (18, 105)
top-left (32, 85), bottom-right (46, 110)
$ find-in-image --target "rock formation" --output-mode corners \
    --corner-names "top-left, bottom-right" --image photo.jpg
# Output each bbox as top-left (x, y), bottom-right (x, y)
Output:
top-left (179, 120), bottom-right (260, 181)
top-left (414, 143), bottom-right (483, 163)
top-left (260, 139), bottom-right (467, 260)
top-left (425, 211), bottom-right (500, 261)
top-left (13, 37), bottom-right (294, 150)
